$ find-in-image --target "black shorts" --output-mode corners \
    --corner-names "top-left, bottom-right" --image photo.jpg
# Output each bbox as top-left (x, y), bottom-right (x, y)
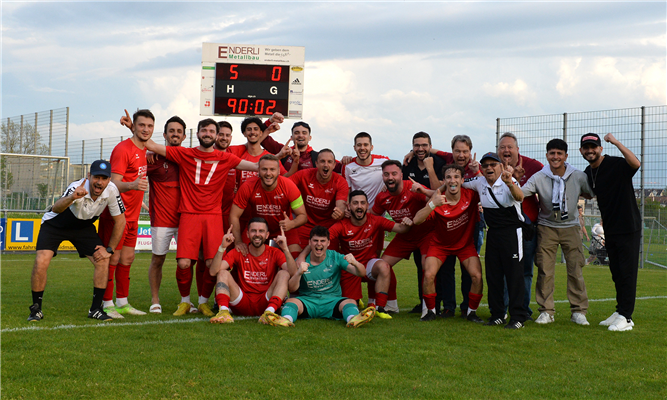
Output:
top-left (35, 222), bottom-right (103, 258)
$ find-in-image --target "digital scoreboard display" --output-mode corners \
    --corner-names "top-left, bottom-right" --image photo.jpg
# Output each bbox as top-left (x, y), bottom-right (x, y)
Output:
top-left (200, 43), bottom-right (305, 119)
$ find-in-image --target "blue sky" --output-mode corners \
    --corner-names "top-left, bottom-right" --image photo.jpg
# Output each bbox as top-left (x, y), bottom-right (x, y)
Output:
top-left (2, 1), bottom-right (665, 161)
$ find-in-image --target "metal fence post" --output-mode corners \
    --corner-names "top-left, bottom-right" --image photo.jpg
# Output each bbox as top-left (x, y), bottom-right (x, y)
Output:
top-left (49, 110), bottom-right (53, 155)
top-left (100, 138), bottom-right (104, 160)
top-left (495, 118), bottom-right (500, 151)
top-left (65, 107), bottom-right (69, 157)
top-left (563, 113), bottom-right (567, 141)
top-left (81, 140), bottom-right (85, 179)
top-left (34, 112), bottom-right (39, 154)
top-left (640, 106), bottom-right (645, 269)
top-left (19, 115), bottom-right (24, 153)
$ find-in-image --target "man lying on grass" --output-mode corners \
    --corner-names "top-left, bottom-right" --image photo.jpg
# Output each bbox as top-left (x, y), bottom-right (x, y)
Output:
top-left (207, 218), bottom-right (295, 325)
top-left (265, 225), bottom-right (376, 328)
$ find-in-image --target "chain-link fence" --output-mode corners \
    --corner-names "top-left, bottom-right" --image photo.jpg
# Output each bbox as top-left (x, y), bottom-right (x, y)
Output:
top-left (497, 105), bottom-right (667, 269)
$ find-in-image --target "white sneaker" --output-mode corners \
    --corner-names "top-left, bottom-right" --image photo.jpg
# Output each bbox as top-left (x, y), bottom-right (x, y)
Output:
top-left (535, 312), bottom-right (554, 324)
top-left (103, 306), bottom-right (124, 319)
top-left (599, 312), bottom-right (620, 326)
top-left (608, 315), bottom-right (634, 332)
top-left (385, 300), bottom-right (399, 313)
top-left (571, 312), bottom-right (590, 326)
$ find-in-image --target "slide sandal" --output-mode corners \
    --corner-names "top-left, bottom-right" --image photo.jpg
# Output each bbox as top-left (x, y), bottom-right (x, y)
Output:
top-left (149, 304), bottom-right (162, 314)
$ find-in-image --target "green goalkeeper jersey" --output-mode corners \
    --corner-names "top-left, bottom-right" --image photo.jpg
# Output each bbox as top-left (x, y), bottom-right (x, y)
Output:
top-left (300, 250), bottom-right (350, 298)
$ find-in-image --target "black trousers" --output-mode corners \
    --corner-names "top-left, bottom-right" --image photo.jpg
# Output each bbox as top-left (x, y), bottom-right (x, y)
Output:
top-left (485, 227), bottom-right (527, 322)
top-left (606, 230), bottom-right (641, 319)
top-left (438, 256), bottom-right (471, 313)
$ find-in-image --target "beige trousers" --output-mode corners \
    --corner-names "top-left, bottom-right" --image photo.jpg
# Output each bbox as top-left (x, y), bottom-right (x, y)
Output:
top-left (535, 225), bottom-right (589, 315)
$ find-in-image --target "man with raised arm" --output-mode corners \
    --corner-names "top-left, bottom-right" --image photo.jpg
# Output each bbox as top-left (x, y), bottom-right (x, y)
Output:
top-left (28, 160), bottom-right (126, 322)
top-left (328, 190), bottom-right (411, 318)
top-left (208, 218), bottom-right (295, 324)
top-left (580, 133), bottom-right (641, 332)
top-left (462, 152), bottom-right (528, 329)
top-left (522, 139), bottom-right (592, 326)
top-left (498, 132), bottom-right (543, 319)
top-left (144, 118), bottom-right (258, 316)
top-left (289, 149), bottom-right (348, 252)
top-left (266, 225), bottom-right (376, 328)
top-left (99, 109), bottom-right (154, 318)
top-left (413, 164), bottom-right (485, 323)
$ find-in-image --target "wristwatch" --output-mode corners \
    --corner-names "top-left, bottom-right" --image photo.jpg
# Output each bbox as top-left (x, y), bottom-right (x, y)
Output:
top-left (106, 247), bottom-right (115, 255)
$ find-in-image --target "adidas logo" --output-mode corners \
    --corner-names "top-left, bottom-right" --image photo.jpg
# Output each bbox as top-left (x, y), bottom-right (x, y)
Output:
top-left (292, 78), bottom-right (301, 85)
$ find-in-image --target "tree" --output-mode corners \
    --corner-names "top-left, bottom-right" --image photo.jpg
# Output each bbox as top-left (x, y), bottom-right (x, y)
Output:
top-left (1, 120), bottom-right (49, 155)
top-left (0, 155), bottom-right (13, 190)
top-left (37, 182), bottom-right (49, 198)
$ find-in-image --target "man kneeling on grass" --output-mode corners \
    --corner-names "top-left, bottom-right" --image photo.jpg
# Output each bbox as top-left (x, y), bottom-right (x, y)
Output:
top-left (265, 225), bottom-right (376, 328)
top-left (208, 218), bottom-right (296, 324)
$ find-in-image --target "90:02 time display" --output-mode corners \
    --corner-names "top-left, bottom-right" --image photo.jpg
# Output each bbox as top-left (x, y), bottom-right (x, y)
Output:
top-left (214, 97), bottom-right (288, 116)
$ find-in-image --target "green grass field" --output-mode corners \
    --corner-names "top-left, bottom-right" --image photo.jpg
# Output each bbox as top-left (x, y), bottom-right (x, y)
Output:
top-left (2, 252), bottom-right (665, 399)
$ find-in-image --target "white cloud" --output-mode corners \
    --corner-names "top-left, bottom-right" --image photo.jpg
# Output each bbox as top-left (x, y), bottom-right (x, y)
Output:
top-left (556, 58), bottom-right (582, 96)
top-left (482, 79), bottom-right (535, 106)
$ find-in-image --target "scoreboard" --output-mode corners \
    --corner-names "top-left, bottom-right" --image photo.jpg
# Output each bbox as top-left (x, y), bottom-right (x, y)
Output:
top-left (200, 43), bottom-right (305, 118)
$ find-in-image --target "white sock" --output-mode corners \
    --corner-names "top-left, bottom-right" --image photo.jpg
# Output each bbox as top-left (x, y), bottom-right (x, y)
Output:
top-left (181, 295), bottom-right (191, 304)
top-left (467, 307), bottom-right (476, 316)
top-left (198, 296), bottom-right (208, 305)
top-left (346, 315), bottom-right (354, 323)
top-left (285, 315), bottom-right (294, 323)
top-left (387, 299), bottom-right (398, 309)
top-left (220, 306), bottom-right (229, 311)
top-left (368, 298), bottom-right (375, 305)
top-left (103, 300), bottom-right (114, 309)
top-left (116, 297), bottom-right (128, 307)
top-left (266, 306), bottom-right (276, 313)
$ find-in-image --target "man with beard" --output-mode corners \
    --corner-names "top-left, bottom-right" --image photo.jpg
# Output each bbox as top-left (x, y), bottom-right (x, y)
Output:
top-left (401, 132), bottom-right (446, 313)
top-left (227, 117), bottom-right (287, 188)
top-left (462, 153), bottom-right (528, 329)
top-left (371, 160), bottom-right (434, 319)
top-left (521, 139), bottom-right (592, 326)
top-left (28, 160), bottom-right (126, 322)
top-left (405, 134), bottom-right (481, 318)
top-left (208, 218), bottom-right (296, 324)
top-left (580, 133), bottom-right (641, 332)
top-left (289, 149), bottom-right (348, 252)
top-left (144, 118), bottom-right (258, 316)
top-left (145, 116), bottom-right (187, 314)
top-left (413, 164), bottom-right (485, 323)
top-left (98, 109), bottom-right (154, 318)
top-left (230, 155), bottom-right (308, 258)
top-left (328, 190), bottom-right (411, 316)
top-left (268, 225), bottom-right (377, 328)
top-left (258, 114), bottom-right (343, 174)
top-left (497, 132), bottom-right (543, 319)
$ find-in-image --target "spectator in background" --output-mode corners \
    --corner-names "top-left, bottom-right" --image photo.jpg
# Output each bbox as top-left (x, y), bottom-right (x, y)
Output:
top-left (475, 203), bottom-right (486, 254)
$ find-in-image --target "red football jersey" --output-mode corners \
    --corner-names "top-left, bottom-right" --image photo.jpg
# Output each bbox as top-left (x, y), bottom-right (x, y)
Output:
top-left (109, 138), bottom-right (147, 222)
top-left (329, 213), bottom-right (395, 265)
top-left (165, 146), bottom-right (241, 214)
top-left (227, 145), bottom-right (287, 188)
top-left (146, 154), bottom-right (180, 228)
top-left (427, 187), bottom-right (480, 251)
top-left (224, 246), bottom-right (286, 295)
top-left (221, 164), bottom-right (237, 216)
top-left (372, 180), bottom-right (433, 244)
top-left (290, 168), bottom-right (349, 229)
top-left (233, 176), bottom-right (304, 237)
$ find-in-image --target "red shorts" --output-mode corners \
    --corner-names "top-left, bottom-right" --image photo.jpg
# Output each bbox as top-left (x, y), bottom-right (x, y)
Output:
top-left (426, 243), bottom-right (479, 264)
top-left (230, 290), bottom-right (269, 317)
top-left (383, 235), bottom-right (431, 260)
top-left (295, 225), bottom-right (311, 248)
top-left (222, 212), bottom-right (230, 235)
top-left (177, 213), bottom-right (223, 260)
top-left (98, 217), bottom-right (138, 250)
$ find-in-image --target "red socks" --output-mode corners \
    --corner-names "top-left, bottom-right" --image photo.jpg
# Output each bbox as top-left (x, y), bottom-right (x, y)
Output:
top-left (176, 267), bottom-right (193, 298)
top-left (424, 293), bottom-right (436, 310)
top-left (202, 268), bottom-right (217, 298)
top-left (468, 292), bottom-right (483, 311)
top-left (104, 264), bottom-right (116, 301)
top-left (375, 292), bottom-right (388, 308)
top-left (266, 296), bottom-right (284, 312)
top-left (115, 263), bottom-right (131, 299)
top-left (215, 293), bottom-right (230, 308)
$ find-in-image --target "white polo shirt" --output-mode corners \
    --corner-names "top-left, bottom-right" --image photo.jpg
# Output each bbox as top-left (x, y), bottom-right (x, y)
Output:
top-left (42, 178), bottom-right (124, 227)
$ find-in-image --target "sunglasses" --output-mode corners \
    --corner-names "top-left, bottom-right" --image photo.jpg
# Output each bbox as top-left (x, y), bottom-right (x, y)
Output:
top-left (481, 162), bottom-right (499, 169)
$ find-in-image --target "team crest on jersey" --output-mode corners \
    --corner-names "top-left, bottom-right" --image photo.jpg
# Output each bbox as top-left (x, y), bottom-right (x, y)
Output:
top-left (274, 193), bottom-right (285, 200)
top-left (308, 183), bottom-right (315, 189)
top-left (324, 188), bottom-right (334, 194)
top-left (255, 193), bottom-right (262, 198)
top-left (259, 259), bottom-right (268, 266)
top-left (363, 225), bottom-right (372, 233)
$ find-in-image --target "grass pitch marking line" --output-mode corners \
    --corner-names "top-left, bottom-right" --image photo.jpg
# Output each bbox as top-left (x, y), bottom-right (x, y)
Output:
top-left (3, 296), bottom-right (666, 333)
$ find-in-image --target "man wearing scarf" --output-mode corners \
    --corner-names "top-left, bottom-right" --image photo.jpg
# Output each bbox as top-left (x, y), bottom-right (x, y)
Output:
top-left (521, 139), bottom-right (593, 326)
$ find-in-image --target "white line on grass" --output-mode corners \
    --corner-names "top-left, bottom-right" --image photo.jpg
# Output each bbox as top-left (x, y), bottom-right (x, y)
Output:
top-left (4, 296), bottom-right (665, 333)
